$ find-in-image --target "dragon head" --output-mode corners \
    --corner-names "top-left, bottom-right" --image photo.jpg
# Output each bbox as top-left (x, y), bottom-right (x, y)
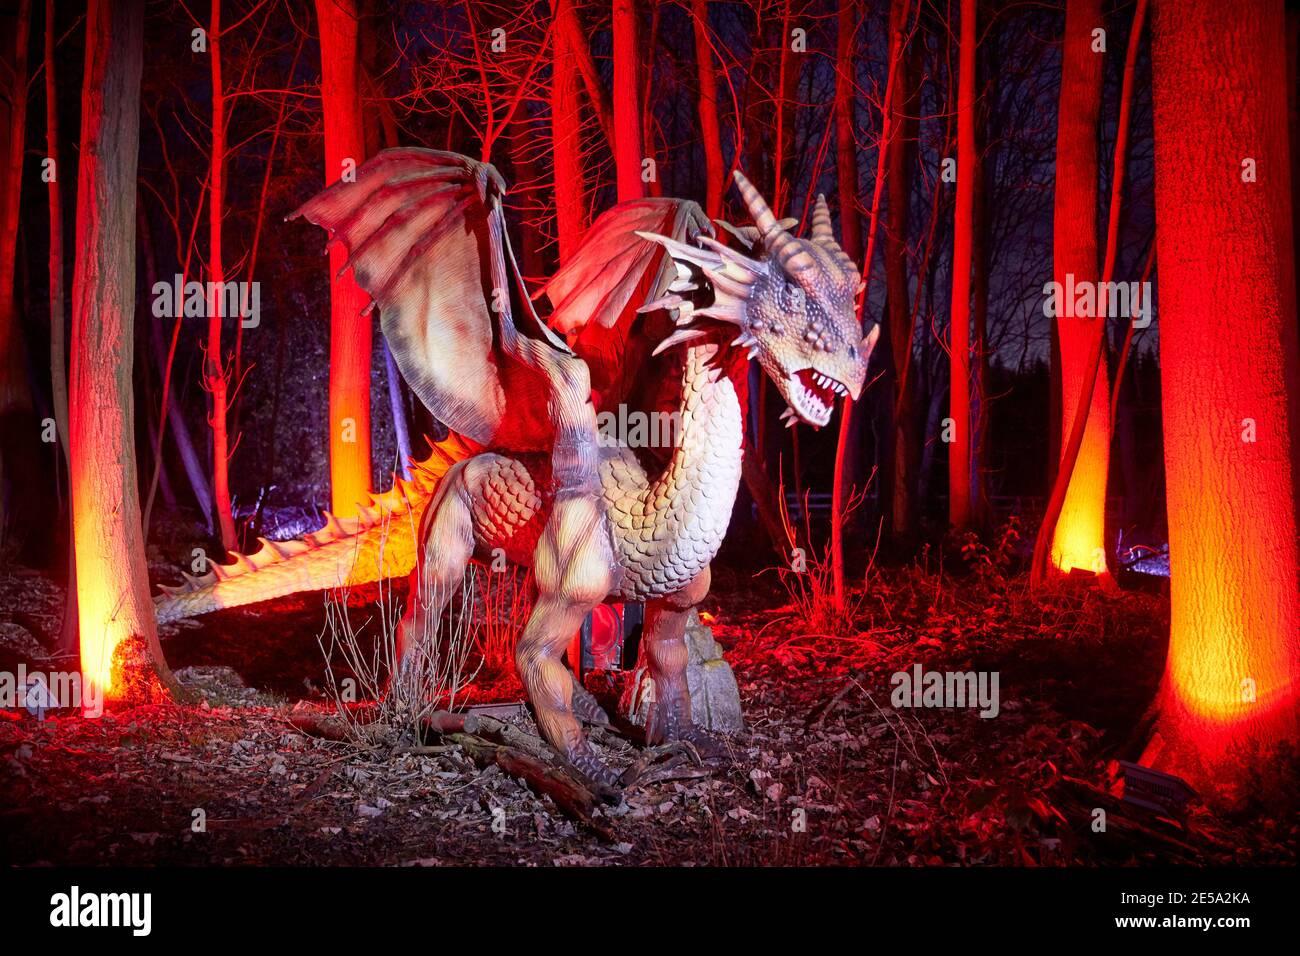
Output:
top-left (646, 171), bottom-right (879, 428)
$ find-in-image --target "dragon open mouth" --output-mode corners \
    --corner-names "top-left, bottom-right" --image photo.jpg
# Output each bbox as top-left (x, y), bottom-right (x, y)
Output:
top-left (785, 368), bottom-right (848, 427)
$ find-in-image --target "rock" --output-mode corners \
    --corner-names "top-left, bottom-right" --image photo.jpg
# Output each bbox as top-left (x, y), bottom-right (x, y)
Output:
top-left (621, 610), bottom-right (744, 734)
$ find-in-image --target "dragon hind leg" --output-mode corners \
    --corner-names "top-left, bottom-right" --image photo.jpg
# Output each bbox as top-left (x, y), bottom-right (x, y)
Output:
top-left (394, 461), bottom-right (476, 698)
top-left (643, 566), bottom-right (722, 753)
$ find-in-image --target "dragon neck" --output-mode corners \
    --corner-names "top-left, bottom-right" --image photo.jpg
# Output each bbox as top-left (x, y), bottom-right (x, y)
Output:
top-left (606, 342), bottom-right (744, 597)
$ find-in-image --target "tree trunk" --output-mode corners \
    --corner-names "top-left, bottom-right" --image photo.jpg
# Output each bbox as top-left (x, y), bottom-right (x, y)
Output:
top-left (970, 61), bottom-right (991, 530)
top-left (1047, 0), bottom-right (1107, 574)
top-left (1146, 0), bottom-right (1300, 797)
top-left (830, 0), bottom-right (863, 608)
top-left (316, 0), bottom-right (373, 517)
top-left (70, 0), bottom-right (178, 702)
top-left (0, 0), bottom-right (32, 543)
top-left (946, 0), bottom-right (975, 530)
top-left (207, 0), bottom-right (238, 549)
top-left (43, 0), bottom-right (66, 469)
top-left (690, 0), bottom-right (723, 219)
top-left (550, 1), bottom-right (587, 264)
top-left (612, 0), bottom-right (644, 202)
top-left (833, 0), bottom-right (862, 263)
top-left (553, 0), bottom-right (614, 151)
top-left (886, 0), bottom-right (919, 539)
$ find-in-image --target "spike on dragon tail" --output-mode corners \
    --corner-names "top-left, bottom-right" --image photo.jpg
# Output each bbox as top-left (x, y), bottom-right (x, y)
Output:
top-left (153, 433), bottom-right (479, 624)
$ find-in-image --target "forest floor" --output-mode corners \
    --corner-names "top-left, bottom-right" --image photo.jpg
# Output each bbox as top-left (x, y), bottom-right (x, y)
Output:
top-left (1, 535), bottom-right (1296, 867)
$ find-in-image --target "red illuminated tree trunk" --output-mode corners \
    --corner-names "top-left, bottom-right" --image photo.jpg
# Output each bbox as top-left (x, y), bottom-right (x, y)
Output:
top-left (69, 0), bottom-right (177, 701)
top-left (886, 0), bottom-right (919, 539)
top-left (1034, 0), bottom-right (1145, 587)
top-left (830, 0), bottom-right (863, 607)
top-left (833, 0), bottom-right (862, 265)
top-left (0, 0), bottom-right (31, 541)
top-left (947, 0), bottom-right (976, 530)
top-left (1047, 0), bottom-right (1108, 575)
top-left (316, 0), bottom-right (373, 516)
top-left (690, 0), bottom-right (723, 219)
top-left (1146, 0), bottom-right (1300, 795)
top-left (550, 1), bottom-right (587, 263)
top-left (207, 0), bottom-right (238, 550)
top-left (612, 0), bottom-right (644, 202)
top-left (553, 0), bottom-right (613, 150)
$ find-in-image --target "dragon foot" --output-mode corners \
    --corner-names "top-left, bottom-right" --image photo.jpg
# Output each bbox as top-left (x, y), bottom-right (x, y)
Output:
top-left (644, 697), bottom-right (727, 759)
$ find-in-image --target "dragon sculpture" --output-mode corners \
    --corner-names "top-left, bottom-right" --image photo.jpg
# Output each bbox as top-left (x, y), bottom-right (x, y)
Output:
top-left (155, 149), bottom-right (879, 784)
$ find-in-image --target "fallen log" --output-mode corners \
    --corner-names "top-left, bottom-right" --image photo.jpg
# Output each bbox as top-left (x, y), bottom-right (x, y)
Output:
top-left (425, 710), bottom-right (618, 838)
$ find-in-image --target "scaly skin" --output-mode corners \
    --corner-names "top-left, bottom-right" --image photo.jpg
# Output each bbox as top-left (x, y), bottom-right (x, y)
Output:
top-left (151, 345), bottom-right (738, 624)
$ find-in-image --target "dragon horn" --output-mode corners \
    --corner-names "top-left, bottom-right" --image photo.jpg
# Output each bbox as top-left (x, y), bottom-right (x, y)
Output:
top-left (732, 170), bottom-right (816, 275)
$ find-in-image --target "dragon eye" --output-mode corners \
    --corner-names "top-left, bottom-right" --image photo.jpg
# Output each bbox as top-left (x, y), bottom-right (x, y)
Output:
top-left (785, 284), bottom-right (806, 310)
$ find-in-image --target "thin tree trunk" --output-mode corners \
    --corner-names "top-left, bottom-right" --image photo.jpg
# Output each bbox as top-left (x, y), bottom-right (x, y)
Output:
top-left (832, 0), bottom-right (907, 604)
top-left (691, 0), bottom-right (723, 219)
top-left (833, 0), bottom-right (862, 262)
top-left (612, 0), bottom-right (644, 202)
top-left (641, 0), bottom-right (661, 198)
top-left (552, 0), bottom-right (614, 150)
top-left (316, 0), bottom-right (374, 518)
top-left (1145, 0), bottom-right (1300, 797)
top-left (43, 0), bottom-right (66, 469)
top-left (0, 0), bottom-right (32, 542)
top-left (139, 206), bottom-right (215, 532)
top-left (550, 1), bottom-right (587, 264)
top-left (207, 0), bottom-right (238, 549)
top-left (946, 0), bottom-right (975, 531)
top-left (886, 0), bottom-right (919, 539)
top-left (829, 0), bottom-right (863, 608)
top-left (508, 113), bottom-right (546, 280)
top-left (970, 67), bottom-right (991, 529)
top-left (1043, 0), bottom-right (1107, 575)
top-left (773, 0), bottom-right (798, 213)
top-left (70, 0), bottom-right (179, 701)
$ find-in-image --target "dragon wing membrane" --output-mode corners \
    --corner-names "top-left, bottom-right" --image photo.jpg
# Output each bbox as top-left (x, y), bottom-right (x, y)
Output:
top-left (291, 148), bottom-right (566, 452)
top-left (542, 197), bottom-right (714, 413)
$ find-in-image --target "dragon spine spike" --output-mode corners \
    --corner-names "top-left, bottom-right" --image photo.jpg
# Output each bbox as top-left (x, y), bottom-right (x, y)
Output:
top-left (811, 194), bottom-right (835, 244)
top-left (695, 236), bottom-right (764, 274)
top-left (694, 305), bottom-right (744, 325)
top-left (639, 293), bottom-right (684, 314)
top-left (652, 328), bottom-right (711, 356)
top-left (702, 265), bottom-right (756, 301)
top-left (153, 434), bottom-right (475, 624)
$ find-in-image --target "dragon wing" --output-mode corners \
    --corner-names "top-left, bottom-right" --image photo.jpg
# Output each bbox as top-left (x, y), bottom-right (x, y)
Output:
top-left (541, 197), bottom-right (714, 412)
top-left (291, 148), bottom-right (568, 452)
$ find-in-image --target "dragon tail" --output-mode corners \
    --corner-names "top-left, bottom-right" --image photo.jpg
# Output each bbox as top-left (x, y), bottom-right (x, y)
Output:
top-left (153, 433), bottom-right (477, 624)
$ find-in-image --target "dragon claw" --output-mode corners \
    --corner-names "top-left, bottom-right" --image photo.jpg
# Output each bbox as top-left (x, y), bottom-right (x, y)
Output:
top-left (570, 681), bottom-right (612, 727)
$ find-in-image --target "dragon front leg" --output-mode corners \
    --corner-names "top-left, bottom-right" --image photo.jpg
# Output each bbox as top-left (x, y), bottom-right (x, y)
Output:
top-left (515, 490), bottom-right (619, 787)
